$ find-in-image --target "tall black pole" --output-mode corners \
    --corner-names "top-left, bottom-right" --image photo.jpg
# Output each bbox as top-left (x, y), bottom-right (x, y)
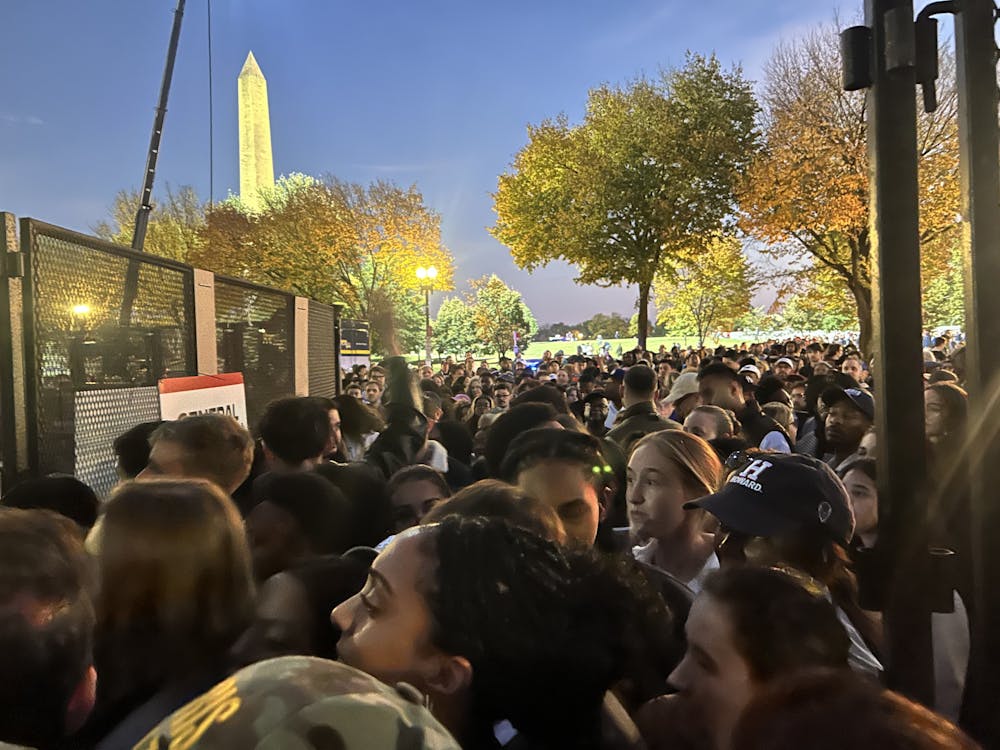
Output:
top-left (119, 0), bottom-right (187, 326)
top-left (953, 0), bottom-right (1000, 741)
top-left (865, 0), bottom-right (934, 704)
top-left (333, 303), bottom-right (343, 396)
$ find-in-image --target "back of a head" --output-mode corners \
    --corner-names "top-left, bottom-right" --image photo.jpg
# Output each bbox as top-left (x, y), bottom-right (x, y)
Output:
top-left (701, 567), bottom-right (850, 681)
top-left (762, 401), bottom-right (794, 432)
top-left (284, 556), bottom-right (371, 661)
top-left (624, 365), bottom-right (657, 400)
top-left (484, 402), bottom-right (559, 477)
top-left (314, 462), bottom-right (393, 548)
top-left (732, 669), bottom-right (980, 750)
top-left (2, 475), bottom-right (99, 531)
top-left (498, 427), bottom-right (608, 485)
top-left (97, 480), bottom-right (254, 687)
top-left (0, 509), bottom-right (94, 747)
top-left (386, 464), bottom-right (452, 504)
top-left (254, 472), bottom-right (353, 555)
top-left (422, 479), bottom-right (564, 543)
top-left (258, 397), bottom-right (331, 465)
top-left (113, 420), bottom-right (164, 478)
top-left (151, 414), bottom-right (254, 492)
top-left (509, 384), bottom-right (570, 415)
top-left (332, 394), bottom-right (384, 440)
top-left (422, 516), bottom-right (665, 745)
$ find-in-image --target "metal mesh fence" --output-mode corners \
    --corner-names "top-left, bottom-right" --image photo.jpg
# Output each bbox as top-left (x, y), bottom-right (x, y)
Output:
top-left (215, 277), bottom-right (294, 431)
top-left (24, 222), bottom-right (194, 477)
top-left (308, 300), bottom-right (336, 398)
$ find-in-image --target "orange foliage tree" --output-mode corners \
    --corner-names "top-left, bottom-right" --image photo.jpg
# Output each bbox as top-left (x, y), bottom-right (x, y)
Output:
top-left (739, 24), bottom-right (960, 354)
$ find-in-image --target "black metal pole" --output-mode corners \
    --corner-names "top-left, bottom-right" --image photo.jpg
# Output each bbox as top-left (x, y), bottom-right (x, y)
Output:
top-left (865, 0), bottom-right (934, 705)
top-left (119, 0), bottom-right (187, 326)
top-left (953, 0), bottom-right (1000, 741)
top-left (333, 304), bottom-right (343, 396)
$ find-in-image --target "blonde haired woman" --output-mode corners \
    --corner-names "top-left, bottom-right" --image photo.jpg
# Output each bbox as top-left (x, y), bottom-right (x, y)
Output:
top-left (626, 430), bottom-right (723, 592)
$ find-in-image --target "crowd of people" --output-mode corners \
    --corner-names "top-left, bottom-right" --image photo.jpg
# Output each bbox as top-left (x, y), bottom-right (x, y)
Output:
top-left (0, 335), bottom-right (982, 749)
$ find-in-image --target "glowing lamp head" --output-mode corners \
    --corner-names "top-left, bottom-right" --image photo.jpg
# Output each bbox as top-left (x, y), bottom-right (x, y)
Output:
top-left (416, 267), bottom-right (427, 280)
top-left (72, 304), bottom-right (91, 316)
top-left (427, 266), bottom-right (438, 280)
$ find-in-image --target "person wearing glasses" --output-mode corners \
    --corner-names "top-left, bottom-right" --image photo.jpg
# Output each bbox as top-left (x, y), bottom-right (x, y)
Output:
top-left (685, 451), bottom-right (883, 676)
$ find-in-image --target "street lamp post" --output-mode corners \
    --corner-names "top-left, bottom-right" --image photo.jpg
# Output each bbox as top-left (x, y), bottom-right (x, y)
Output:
top-left (416, 266), bottom-right (437, 366)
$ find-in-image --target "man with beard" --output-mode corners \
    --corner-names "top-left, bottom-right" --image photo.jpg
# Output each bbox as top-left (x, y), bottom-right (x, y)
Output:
top-left (821, 386), bottom-right (874, 471)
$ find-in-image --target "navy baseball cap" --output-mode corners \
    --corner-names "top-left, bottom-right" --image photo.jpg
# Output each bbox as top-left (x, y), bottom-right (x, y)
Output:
top-left (821, 386), bottom-right (875, 421)
top-left (685, 453), bottom-right (855, 546)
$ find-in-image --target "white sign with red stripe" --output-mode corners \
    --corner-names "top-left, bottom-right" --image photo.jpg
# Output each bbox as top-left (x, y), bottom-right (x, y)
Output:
top-left (158, 373), bottom-right (248, 427)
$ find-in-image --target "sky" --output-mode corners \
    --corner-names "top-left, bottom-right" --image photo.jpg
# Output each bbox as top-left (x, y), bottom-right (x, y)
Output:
top-left (0, 0), bottom-right (857, 324)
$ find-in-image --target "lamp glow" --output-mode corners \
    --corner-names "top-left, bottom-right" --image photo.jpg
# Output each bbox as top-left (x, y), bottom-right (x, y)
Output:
top-left (427, 266), bottom-right (438, 279)
top-left (416, 267), bottom-right (427, 280)
top-left (72, 304), bottom-right (91, 316)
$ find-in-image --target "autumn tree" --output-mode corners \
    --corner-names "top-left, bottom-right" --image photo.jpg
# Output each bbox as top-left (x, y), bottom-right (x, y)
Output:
top-left (466, 275), bottom-right (537, 359)
top-left (739, 24), bottom-right (960, 355)
top-left (94, 184), bottom-right (206, 263)
top-left (654, 236), bottom-right (756, 347)
top-left (434, 296), bottom-right (480, 357)
top-left (189, 175), bottom-right (455, 354)
top-left (492, 54), bottom-right (759, 350)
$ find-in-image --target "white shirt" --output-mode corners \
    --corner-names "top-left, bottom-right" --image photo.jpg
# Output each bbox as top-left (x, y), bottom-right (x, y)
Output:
top-left (760, 430), bottom-right (792, 454)
top-left (604, 402), bottom-right (619, 430)
top-left (631, 540), bottom-right (720, 595)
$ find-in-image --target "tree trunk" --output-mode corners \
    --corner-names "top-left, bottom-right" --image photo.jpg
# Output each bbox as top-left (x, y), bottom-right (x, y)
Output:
top-left (851, 282), bottom-right (874, 358)
top-left (637, 280), bottom-right (651, 352)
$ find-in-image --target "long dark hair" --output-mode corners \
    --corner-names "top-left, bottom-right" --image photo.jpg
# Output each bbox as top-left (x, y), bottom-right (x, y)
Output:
top-left (418, 516), bottom-right (673, 748)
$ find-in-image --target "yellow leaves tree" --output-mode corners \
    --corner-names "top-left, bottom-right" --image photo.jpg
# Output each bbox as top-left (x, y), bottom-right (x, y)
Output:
top-left (188, 175), bottom-right (455, 352)
top-left (492, 54), bottom-right (759, 350)
top-left (739, 23), bottom-right (960, 354)
top-left (654, 236), bottom-right (756, 346)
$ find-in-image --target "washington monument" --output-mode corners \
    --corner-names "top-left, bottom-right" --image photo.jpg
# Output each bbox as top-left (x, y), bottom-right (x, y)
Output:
top-left (238, 51), bottom-right (274, 210)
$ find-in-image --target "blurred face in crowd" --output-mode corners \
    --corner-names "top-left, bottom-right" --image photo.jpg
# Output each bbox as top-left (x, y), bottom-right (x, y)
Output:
top-left (844, 467), bottom-right (878, 544)
top-left (556, 370), bottom-right (570, 387)
top-left (813, 362), bottom-right (832, 377)
top-left (420, 365), bottom-right (434, 379)
top-left (333, 530), bottom-right (454, 692)
top-left (627, 443), bottom-right (691, 542)
top-left (670, 593), bottom-right (755, 750)
top-left (493, 386), bottom-right (511, 408)
top-left (672, 393), bottom-right (701, 422)
top-left (824, 402), bottom-right (871, 454)
top-left (773, 361), bottom-right (794, 379)
top-left (468, 383), bottom-right (484, 399)
top-left (473, 397), bottom-right (493, 417)
top-left (390, 479), bottom-right (447, 533)
top-left (566, 387), bottom-right (579, 404)
top-left (231, 571), bottom-right (314, 666)
top-left (365, 383), bottom-right (383, 404)
top-left (517, 461), bottom-right (602, 548)
top-left (841, 357), bottom-right (864, 383)
top-left (584, 397), bottom-right (609, 428)
top-left (858, 429), bottom-right (876, 458)
top-left (140, 439), bottom-right (190, 480)
top-left (326, 408), bottom-right (342, 456)
top-left (346, 385), bottom-right (363, 400)
top-left (684, 411), bottom-right (721, 442)
top-left (924, 388), bottom-right (950, 442)
top-left (699, 375), bottom-right (742, 413)
top-left (790, 385), bottom-right (808, 413)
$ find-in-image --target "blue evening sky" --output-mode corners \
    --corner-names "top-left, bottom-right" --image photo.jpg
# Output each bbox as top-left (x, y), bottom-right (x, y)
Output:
top-left (0, 1), bottom-right (856, 323)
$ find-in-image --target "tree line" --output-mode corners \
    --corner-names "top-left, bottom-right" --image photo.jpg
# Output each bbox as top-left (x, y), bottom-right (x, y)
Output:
top-left (491, 21), bottom-right (963, 355)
